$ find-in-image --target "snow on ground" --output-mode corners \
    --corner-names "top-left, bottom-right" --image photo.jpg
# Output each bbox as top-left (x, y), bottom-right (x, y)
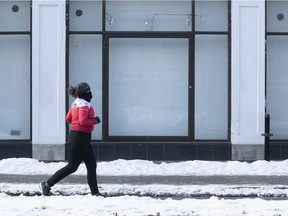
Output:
top-left (1, 193), bottom-right (288, 216)
top-left (1, 189), bottom-right (288, 216)
top-left (1, 158), bottom-right (288, 176)
top-left (1, 158), bottom-right (288, 215)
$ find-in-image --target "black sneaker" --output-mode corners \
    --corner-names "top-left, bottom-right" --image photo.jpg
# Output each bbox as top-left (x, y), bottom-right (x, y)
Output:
top-left (39, 182), bottom-right (51, 196)
top-left (93, 192), bottom-right (105, 197)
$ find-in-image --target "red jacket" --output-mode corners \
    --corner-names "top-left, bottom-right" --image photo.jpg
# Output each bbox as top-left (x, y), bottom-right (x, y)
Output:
top-left (66, 98), bottom-right (98, 133)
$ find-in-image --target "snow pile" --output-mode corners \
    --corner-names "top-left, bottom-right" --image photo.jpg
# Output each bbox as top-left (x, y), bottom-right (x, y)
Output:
top-left (1, 158), bottom-right (288, 176)
top-left (1, 183), bottom-right (288, 198)
top-left (0, 193), bottom-right (288, 216)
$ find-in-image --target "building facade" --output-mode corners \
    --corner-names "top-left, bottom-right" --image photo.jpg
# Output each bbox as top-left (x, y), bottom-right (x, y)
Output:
top-left (0, 0), bottom-right (287, 161)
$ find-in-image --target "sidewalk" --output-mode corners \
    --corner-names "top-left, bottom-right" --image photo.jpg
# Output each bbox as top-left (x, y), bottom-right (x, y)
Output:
top-left (1, 174), bottom-right (288, 198)
top-left (1, 174), bottom-right (288, 185)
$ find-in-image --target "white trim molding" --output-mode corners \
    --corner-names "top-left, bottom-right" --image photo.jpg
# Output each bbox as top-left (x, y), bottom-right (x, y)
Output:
top-left (32, 0), bottom-right (66, 160)
top-left (231, 0), bottom-right (266, 160)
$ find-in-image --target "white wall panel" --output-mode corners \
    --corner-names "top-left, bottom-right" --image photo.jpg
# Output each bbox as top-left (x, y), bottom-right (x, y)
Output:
top-left (32, 0), bottom-right (66, 145)
top-left (231, 0), bottom-right (265, 145)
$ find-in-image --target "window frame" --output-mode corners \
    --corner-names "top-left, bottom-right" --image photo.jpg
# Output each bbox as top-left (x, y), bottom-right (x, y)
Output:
top-left (66, 0), bottom-right (231, 142)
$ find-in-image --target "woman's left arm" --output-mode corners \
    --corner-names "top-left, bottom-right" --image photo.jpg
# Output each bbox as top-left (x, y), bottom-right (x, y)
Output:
top-left (78, 106), bottom-right (97, 126)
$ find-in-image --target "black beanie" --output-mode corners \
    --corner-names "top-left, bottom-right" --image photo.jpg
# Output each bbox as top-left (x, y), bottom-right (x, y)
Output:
top-left (77, 82), bottom-right (91, 97)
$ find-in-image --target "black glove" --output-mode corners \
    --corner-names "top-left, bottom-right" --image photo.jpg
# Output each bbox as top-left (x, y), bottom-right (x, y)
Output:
top-left (94, 116), bottom-right (101, 124)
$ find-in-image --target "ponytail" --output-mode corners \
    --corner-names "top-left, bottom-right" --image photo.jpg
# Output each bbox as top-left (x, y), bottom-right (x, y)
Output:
top-left (67, 85), bottom-right (78, 98)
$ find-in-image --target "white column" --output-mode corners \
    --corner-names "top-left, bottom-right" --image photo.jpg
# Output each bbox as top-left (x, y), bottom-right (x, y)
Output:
top-left (32, 0), bottom-right (66, 160)
top-left (231, 0), bottom-right (265, 160)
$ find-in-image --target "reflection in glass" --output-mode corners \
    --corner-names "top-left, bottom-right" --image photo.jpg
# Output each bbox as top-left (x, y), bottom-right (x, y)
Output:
top-left (0, 36), bottom-right (30, 139)
top-left (109, 38), bottom-right (189, 136)
top-left (195, 35), bottom-right (228, 140)
top-left (69, 35), bottom-right (103, 140)
top-left (267, 36), bottom-right (288, 139)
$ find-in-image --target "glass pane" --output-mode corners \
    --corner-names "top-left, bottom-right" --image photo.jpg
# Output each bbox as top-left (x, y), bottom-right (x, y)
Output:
top-left (267, 1), bottom-right (288, 32)
top-left (195, 35), bottom-right (228, 140)
top-left (0, 1), bottom-right (30, 31)
top-left (267, 36), bottom-right (288, 139)
top-left (106, 1), bottom-right (192, 31)
top-left (109, 38), bottom-right (189, 136)
top-left (69, 35), bottom-right (102, 140)
top-left (0, 36), bottom-right (30, 139)
top-left (195, 0), bottom-right (228, 31)
top-left (69, 0), bottom-right (102, 31)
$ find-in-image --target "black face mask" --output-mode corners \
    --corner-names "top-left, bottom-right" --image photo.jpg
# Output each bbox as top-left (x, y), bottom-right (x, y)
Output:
top-left (79, 91), bottom-right (92, 102)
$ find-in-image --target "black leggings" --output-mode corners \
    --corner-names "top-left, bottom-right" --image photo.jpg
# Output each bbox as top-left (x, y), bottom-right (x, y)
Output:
top-left (47, 130), bottom-right (99, 195)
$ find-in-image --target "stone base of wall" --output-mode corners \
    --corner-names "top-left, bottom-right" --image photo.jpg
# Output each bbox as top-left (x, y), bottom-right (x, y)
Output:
top-left (232, 144), bottom-right (264, 161)
top-left (33, 144), bottom-right (65, 161)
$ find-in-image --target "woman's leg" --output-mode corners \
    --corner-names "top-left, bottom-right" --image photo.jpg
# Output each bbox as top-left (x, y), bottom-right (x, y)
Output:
top-left (83, 143), bottom-right (99, 195)
top-left (47, 130), bottom-right (88, 187)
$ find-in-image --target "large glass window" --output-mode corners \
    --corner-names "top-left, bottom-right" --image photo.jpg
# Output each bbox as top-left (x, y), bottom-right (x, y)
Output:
top-left (68, 1), bottom-right (103, 140)
top-left (0, 1), bottom-right (31, 140)
top-left (68, 0), bottom-right (229, 141)
top-left (267, 36), bottom-right (288, 139)
top-left (109, 38), bottom-right (189, 136)
top-left (194, 0), bottom-right (229, 140)
top-left (267, 1), bottom-right (288, 139)
top-left (195, 35), bottom-right (228, 139)
top-left (69, 35), bottom-right (103, 140)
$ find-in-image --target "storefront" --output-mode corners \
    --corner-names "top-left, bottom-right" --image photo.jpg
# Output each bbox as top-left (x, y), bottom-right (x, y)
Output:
top-left (0, 0), bottom-right (286, 161)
